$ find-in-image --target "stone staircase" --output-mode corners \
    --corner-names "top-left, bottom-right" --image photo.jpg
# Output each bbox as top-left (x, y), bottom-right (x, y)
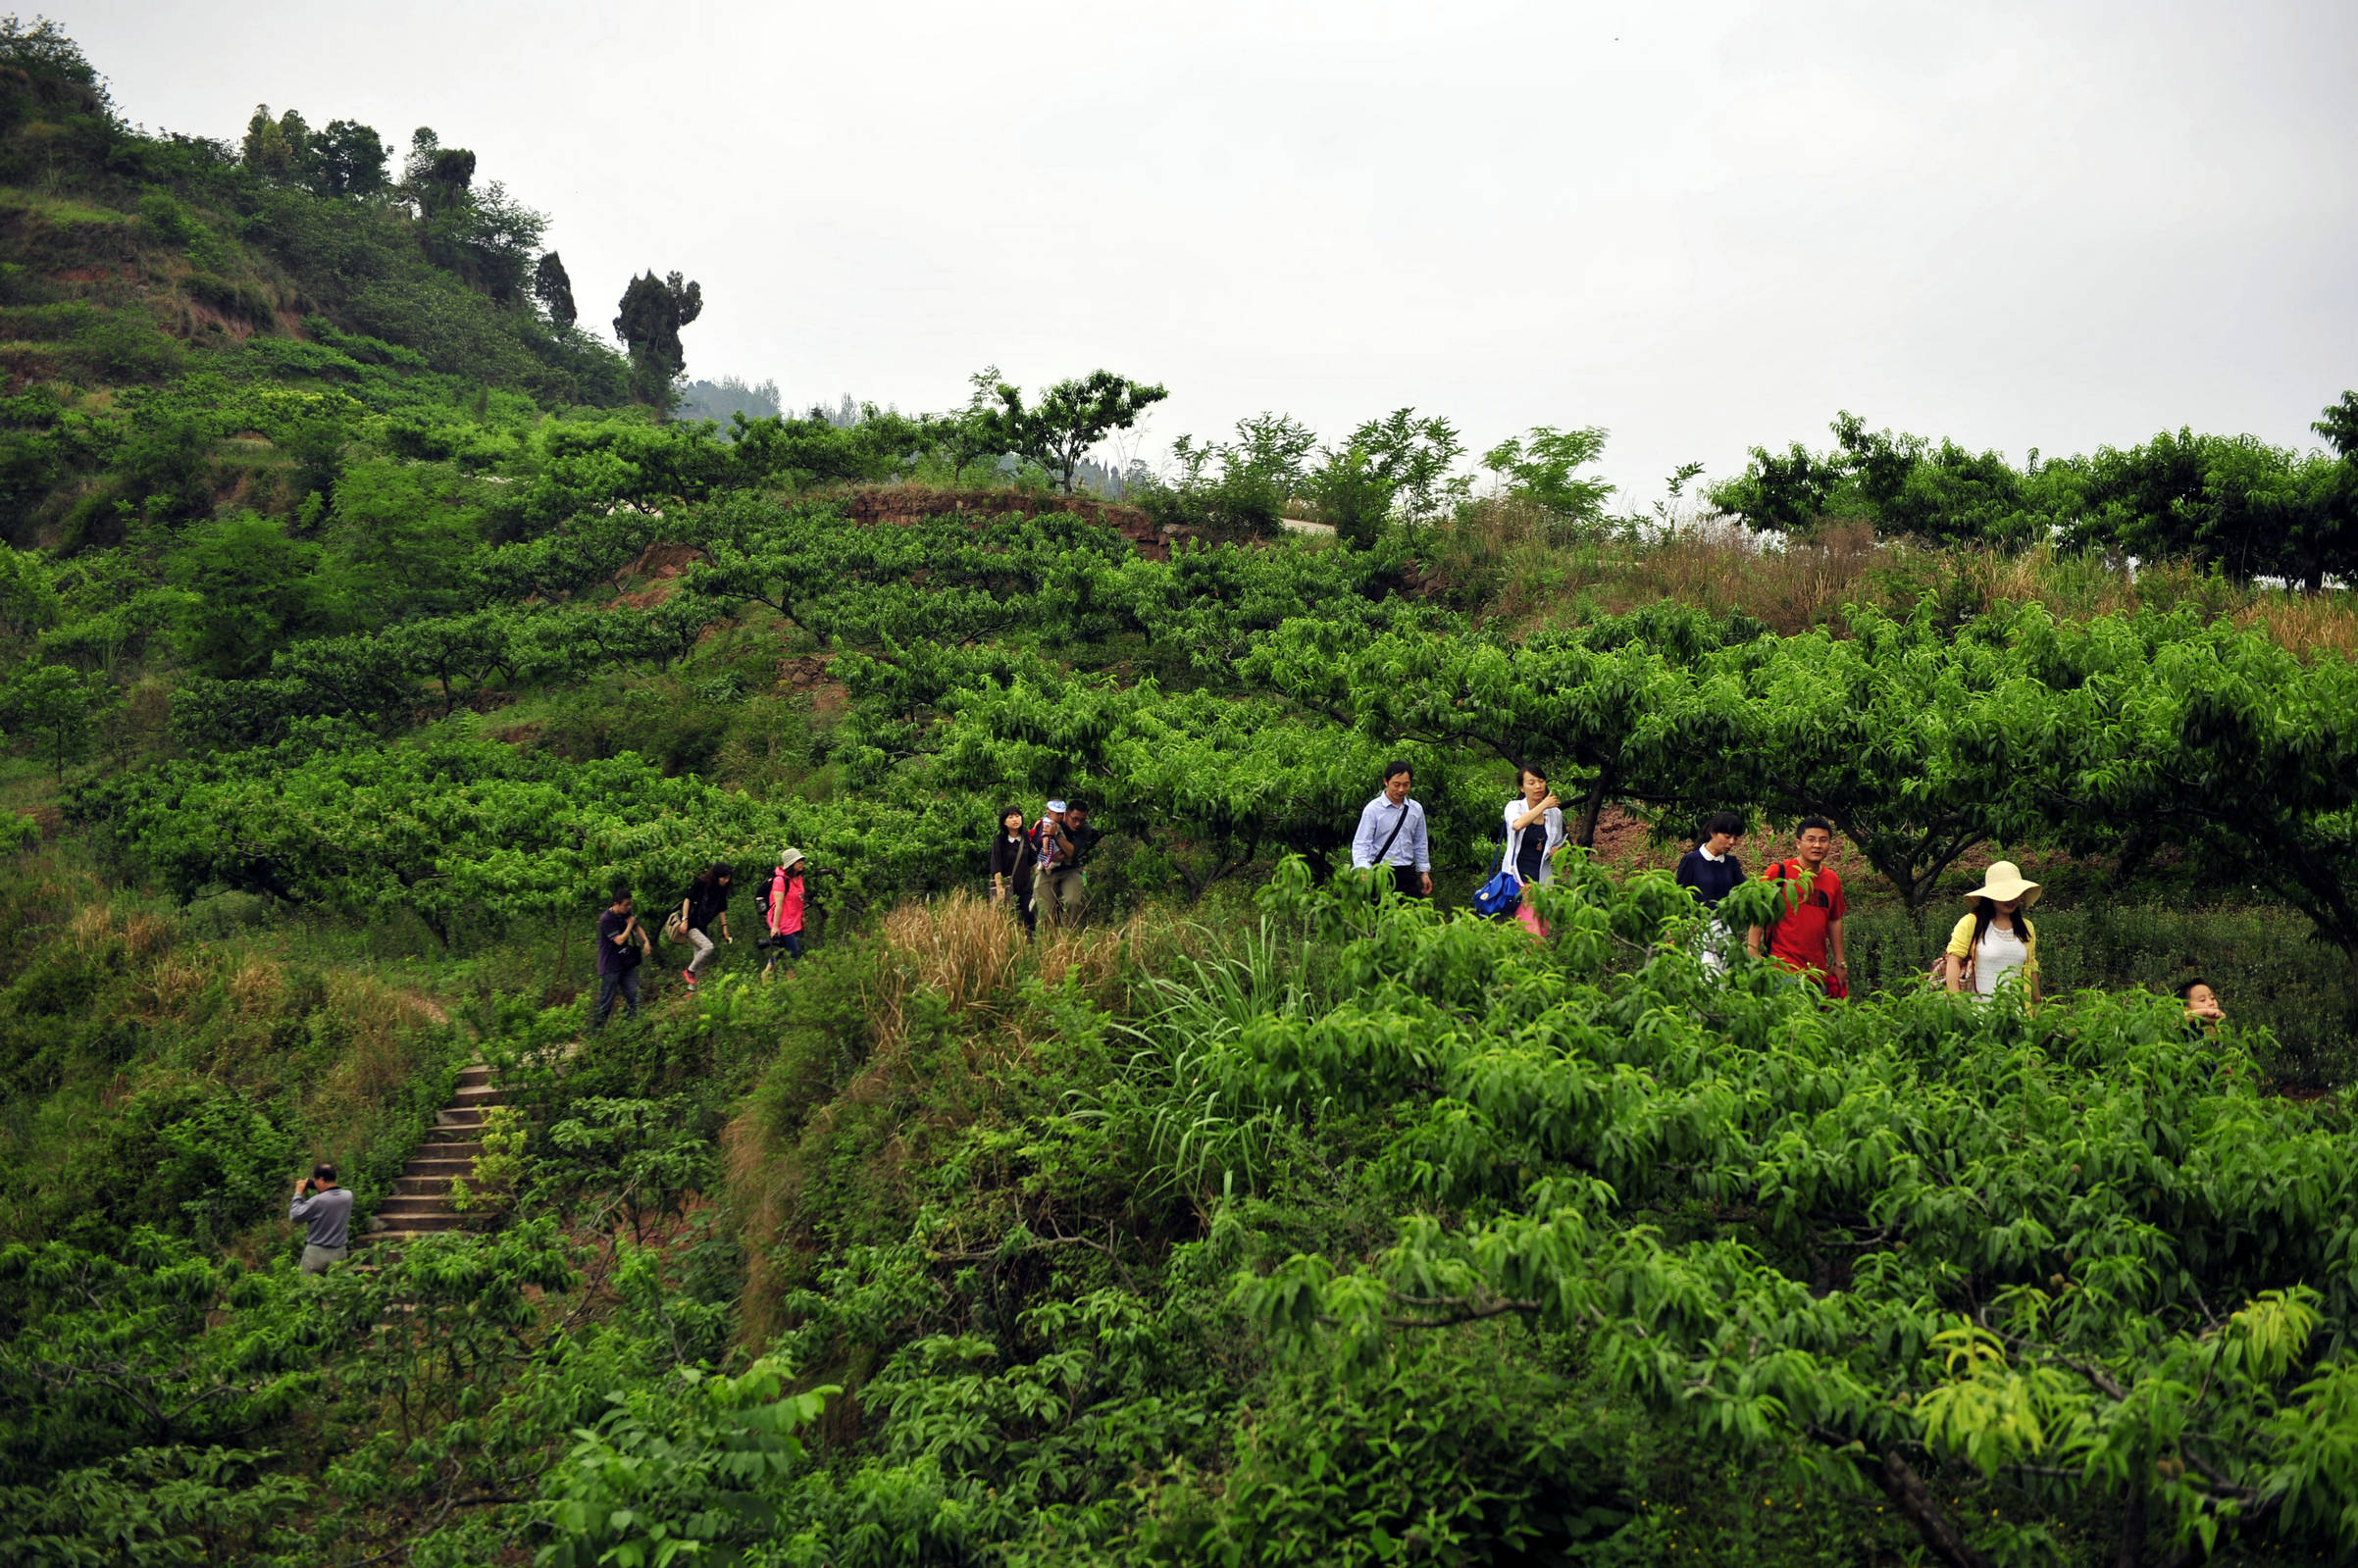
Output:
top-left (371, 1061), bottom-right (507, 1244)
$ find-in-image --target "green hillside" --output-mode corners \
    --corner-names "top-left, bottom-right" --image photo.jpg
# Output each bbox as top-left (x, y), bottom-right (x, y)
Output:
top-left (5, 18), bottom-right (2358, 1567)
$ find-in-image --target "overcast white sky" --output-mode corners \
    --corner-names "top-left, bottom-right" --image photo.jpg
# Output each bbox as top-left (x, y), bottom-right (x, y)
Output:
top-left (54, 0), bottom-right (2358, 502)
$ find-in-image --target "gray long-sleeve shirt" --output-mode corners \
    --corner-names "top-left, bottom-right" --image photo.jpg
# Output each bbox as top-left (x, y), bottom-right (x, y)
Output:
top-left (290, 1187), bottom-right (353, 1250)
top-left (1351, 794), bottom-right (1430, 872)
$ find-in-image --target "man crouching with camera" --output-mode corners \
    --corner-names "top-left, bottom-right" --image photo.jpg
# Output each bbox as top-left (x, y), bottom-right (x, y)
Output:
top-left (289, 1162), bottom-right (353, 1274)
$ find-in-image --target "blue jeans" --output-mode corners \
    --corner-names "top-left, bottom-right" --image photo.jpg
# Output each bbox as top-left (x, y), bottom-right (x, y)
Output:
top-left (761, 932), bottom-right (802, 970)
top-left (592, 967), bottom-right (641, 1028)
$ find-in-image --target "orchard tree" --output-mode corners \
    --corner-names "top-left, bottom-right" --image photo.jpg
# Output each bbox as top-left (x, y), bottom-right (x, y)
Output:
top-left (1993, 612), bottom-right (2358, 987)
top-left (533, 251), bottom-right (579, 329)
top-left (3, 660), bottom-right (100, 781)
top-left (614, 271), bottom-right (703, 405)
top-left (987, 370), bottom-right (1167, 492)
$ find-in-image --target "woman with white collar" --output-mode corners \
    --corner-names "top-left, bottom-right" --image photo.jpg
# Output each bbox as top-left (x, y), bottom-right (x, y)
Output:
top-left (1504, 765), bottom-right (1565, 887)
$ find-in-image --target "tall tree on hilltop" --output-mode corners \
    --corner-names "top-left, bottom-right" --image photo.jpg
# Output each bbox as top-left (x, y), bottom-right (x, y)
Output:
top-left (986, 370), bottom-right (1167, 492)
top-left (533, 252), bottom-right (578, 329)
top-left (240, 104), bottom-right (297, 179)
top-left (310, 119), bottom-right (387, 197)
top-left (613, 272), bottom-right (703, 405)
top-left (402, 127), bottom-right (476, 217)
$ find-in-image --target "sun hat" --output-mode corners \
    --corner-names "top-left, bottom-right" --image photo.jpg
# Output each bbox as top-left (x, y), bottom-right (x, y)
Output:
top-left (1964, 860), bottom-right (2040, 908)
top-left (1046, 799), bottom-right (1068, 814)
top-left (779, 846), bottom-right (805, 870)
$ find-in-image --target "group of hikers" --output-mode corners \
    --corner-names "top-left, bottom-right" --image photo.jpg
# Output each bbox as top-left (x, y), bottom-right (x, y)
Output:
top-left (574, 765), bottom-right (2233, 1033)
top-left (988, 798), bottom-right (1104, 934)
top-left (1354, 759), bottom-right (2230, 1024)
top-left (590, 848), bottom-right (809, 1028)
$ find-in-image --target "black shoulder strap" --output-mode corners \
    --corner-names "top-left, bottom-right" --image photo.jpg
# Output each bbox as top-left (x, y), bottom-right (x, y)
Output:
top-left (1374, 799), bottom-right (1412, 865)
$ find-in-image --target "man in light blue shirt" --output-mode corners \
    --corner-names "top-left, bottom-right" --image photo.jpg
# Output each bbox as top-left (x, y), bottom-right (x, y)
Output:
top-left (1350, 760), bottom-right (1431, 899)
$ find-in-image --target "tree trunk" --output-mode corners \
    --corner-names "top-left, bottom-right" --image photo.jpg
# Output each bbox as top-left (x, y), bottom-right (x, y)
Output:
top-left (1575, 767), bottom-right (1616, 849)
top-left (1869, 1447), bottom-right (1995, 1568)
top-left (2117, 1476), bottom-right (2147, 1568)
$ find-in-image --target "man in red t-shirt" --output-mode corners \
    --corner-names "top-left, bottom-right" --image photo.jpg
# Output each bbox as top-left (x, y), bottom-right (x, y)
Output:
top-left (1746, 818), bottom-right (1848, 995)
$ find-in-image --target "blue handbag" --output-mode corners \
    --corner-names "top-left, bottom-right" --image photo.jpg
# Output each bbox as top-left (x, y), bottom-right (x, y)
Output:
top-left (1471, 822), bottom-right (1522, 919)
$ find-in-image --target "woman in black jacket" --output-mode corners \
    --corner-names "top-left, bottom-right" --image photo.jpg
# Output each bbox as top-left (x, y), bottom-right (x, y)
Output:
top-left (676, 862), bottom-right (734, 991)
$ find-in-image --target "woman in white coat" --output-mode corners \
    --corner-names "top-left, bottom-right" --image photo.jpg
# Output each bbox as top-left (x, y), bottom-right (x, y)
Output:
top-left (1504, 766), bottom-right (1566, 885)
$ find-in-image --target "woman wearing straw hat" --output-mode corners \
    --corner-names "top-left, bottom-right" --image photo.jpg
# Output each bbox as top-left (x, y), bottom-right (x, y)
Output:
top-left (1944, 861), bottom-right (2041, 1001)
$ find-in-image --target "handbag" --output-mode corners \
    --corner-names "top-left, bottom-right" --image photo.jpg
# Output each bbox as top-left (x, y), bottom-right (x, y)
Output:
top-left (1471, 822), bottom-right (1523, 919)
top-left (662, 910), bottom-right (688, 942)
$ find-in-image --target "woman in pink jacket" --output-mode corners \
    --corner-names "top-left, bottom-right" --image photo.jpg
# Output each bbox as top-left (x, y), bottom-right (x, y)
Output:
top-left (761, 847), bottom-right (806, 976)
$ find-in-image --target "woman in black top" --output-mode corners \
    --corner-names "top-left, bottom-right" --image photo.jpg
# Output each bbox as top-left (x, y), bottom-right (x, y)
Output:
top-left (988, 806), bottom-right (1037, 934)
top-left (676, 862), bottom-right (733, 990)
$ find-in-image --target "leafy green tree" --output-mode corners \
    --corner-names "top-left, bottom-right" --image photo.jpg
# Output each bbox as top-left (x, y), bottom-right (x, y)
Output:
top-left (161, 513), bottom-right (326, 678)
top-left (924, 364), bottom-right (1009, 482)
top-left (1481, 424), bottom-right (1615, 529)
top-left (2299, 388), bottom-right (2358, 592)
top-left (1832, 411), bottom-right (2041, 548)
top-left (0, 546), bottom-right (61, 639)
top-left (986, 369), bottom-right (1168, 492)
top-left (614, 271), bottom-right (703, 404)
top-left (1303, 442), bottom-right (1395, 549)
top-left (239, 104), bottom-right (301, 179)
top-left (1994, 611), bottom-right (2358, 986)
top-left (323, 457), bottom-right (486, 621)
top-left (1707, 431), bottom-right (1854, 533)
top-left (1142, 411), bottom-right (1318, 538)
top-left (1348, 407), bottom-right (1469, 523)
top-left (309, 117), bottom-right (387, 197)
top-left (0, 660), bottom-right (97, 780)
top-left (401, 126), bottom-right (474, 215)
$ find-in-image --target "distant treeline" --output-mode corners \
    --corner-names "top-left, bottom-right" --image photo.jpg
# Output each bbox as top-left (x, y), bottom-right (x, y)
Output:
top-left (1710, 402), bottom-right (2358, 588)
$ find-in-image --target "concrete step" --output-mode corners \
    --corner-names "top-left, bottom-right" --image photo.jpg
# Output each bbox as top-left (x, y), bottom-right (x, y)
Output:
top-left (437, 1107), bottom-right (486, 1129)
top-left (372, 1202), bottom-right (464, 1226)
top-left (457, 1063), bottom-right (493, 1087)
top-left (370, 1217), bottom-right (466, 1239)
top-left (421, 1138), bottom-right (481, 1158)
top-left (379, 1195), bottom-right (459, 1218)
top-left (451, 1086), bottom-right (506, 1107)
top-left (394, 1175), bottom-right (456, 1196)
top-left (401, 1156), bottom-right (473, 1178)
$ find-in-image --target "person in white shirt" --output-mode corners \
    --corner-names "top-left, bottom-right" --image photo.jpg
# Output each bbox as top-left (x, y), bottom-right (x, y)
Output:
top-left (1502, 766), bottom-right (1564, 886)
top-left (1350, 761), bottom-right (1430, 899)
top-left (1943, 861), bottom-right (2040, 1002)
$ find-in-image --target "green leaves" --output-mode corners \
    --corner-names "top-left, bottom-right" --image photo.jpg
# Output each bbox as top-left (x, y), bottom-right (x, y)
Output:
top-left (534, 1358), bottom-right (835, 1568)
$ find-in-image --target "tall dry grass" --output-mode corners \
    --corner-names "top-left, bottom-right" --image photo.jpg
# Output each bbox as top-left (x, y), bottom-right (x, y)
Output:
top-left (1427, 501), bottom-right (2358, 656)
top-left (726, 891), bottom-right (1156, 1345)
